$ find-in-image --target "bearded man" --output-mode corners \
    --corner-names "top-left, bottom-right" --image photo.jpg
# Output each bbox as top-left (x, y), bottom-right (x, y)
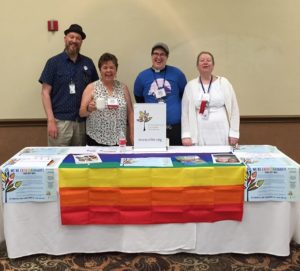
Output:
top-left (39, 24), bottom-right (98, 146)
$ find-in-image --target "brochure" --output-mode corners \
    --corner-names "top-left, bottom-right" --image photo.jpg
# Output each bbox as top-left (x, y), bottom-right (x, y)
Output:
top-left (73, 153), bottom-right (102, 164)
top-left (175, 155), bottom-right (206, 165)
top-left (212, 154), bottom-right (241, 164)
top-left (121, 157), bottom-right (173, 167)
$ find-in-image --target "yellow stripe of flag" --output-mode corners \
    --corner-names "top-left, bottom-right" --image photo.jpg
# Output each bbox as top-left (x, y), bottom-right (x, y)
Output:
top-left (59, 166), bottom-right (245, 188)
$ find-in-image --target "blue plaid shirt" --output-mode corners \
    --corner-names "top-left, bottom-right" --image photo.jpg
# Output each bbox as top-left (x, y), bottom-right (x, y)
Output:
top-left (39, 51), bottom-right (99, 121)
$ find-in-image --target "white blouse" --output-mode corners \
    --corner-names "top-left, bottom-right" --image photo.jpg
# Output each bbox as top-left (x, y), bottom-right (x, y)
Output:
top-left (181, 76), bottom-right (240, 145)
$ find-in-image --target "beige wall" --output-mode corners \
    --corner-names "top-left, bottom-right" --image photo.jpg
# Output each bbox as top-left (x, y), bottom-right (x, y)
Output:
top-left (1, 0), bottom-right (300, 119)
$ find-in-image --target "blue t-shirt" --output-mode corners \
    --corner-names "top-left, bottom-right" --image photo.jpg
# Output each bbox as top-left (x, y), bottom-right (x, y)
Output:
top-left (39, 51), bottom-right (99, 121)
top-left (134, 65), bottom-right (187, 125)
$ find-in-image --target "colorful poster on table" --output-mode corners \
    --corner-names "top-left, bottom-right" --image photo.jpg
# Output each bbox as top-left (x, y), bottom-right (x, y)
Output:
top-left (59, 152), bottom-right (245, 225)
top-left (134, 103), bottom-right (166, 150)
top-left (2, 166), bottom-right (57, 203)
top-left (244, 166), bottom-right (298, 201)
top-left (234, 145), bottom-right (300, 201)
top-left (1, 154), bottom-right (60, 203)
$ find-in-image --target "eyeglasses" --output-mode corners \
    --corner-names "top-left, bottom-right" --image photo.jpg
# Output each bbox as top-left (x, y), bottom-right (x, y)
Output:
top-left (152, 52), bottom-right (167, 57)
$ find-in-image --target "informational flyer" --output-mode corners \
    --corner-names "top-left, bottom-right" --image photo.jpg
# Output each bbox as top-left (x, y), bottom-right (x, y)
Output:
top-left (235, 145), bottom-right (300, 201)
top-left (18, 147), bottom-right (70, 156)
top-left (2, 166), bottom-right (57, 203)
top-left (244, 166), bottom-right (299, 201)
top-left (212, 154), bottom-right (241, 164)
top-left (73, 153), bottom-right (102, 164)
top-left (175, 155), bottom-right (206, 165)
top-left (134, 103), bottom-right (166, 150)
top-left (121, 157), bottom-right (173, 167)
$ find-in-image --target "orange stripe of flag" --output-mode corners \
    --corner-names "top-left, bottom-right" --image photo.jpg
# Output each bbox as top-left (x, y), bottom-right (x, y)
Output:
top-left (60, 185), bottom-right (243, 207)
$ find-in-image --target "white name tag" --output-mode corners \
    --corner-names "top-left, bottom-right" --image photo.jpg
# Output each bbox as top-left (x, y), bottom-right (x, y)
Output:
top-left (107, 97), bottom-right (119, 109)
top-left (202, 108), bottom-right (209, 119)
top-left (69, 83), bottom-right (76, 94)
top-left (155, 87), bottom-right (166, 99)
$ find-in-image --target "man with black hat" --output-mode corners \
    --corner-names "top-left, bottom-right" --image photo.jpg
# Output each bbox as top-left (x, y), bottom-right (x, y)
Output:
top-left (134, 42), bottom-right (187, 146)
top-left (39, 24), bottom-right (99, 146)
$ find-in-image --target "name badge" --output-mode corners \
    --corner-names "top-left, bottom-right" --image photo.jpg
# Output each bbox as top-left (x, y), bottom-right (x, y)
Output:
top-left (202, 108), bottom-right (209, 119)
top-left (199, 100), bottom-right (207, 114)
top-left (155, 87), bottom-right (166, 99)
top-left (69, 83), bottom-right (76, 94)
top-left (199, 93), bottom-right (209, 115)
top-left (107, 97), bottom-right (119, 109)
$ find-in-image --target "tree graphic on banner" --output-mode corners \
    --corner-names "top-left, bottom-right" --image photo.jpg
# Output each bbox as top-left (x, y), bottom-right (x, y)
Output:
top-left (2, 168), bottom-right (22, 203)
top-left (137, 110), bottom-right (152, 131)
top-left (244, 165), bottom-right (264, 201)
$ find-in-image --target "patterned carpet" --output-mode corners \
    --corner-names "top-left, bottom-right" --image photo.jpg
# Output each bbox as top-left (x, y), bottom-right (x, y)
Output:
top-left (0, 242), bottom-right (300, 271)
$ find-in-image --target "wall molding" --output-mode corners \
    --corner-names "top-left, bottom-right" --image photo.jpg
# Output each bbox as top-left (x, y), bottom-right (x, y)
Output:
top-left (0, 119), bottom-right (46, 127)
top-left (241, 116), bottom-right (300, 124)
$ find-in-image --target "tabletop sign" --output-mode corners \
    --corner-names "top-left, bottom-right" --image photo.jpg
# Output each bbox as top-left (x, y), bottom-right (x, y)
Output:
top-left (134, 103), bottom-right (166, 151)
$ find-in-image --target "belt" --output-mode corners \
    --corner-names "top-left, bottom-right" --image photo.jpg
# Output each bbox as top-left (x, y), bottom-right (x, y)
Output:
top-left (74, 117), bottom-right (85, 123)
top-left (167, 125), bottom-right (173, 130)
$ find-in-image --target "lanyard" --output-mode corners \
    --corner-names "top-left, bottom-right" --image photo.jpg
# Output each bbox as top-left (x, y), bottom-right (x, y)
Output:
top-left (199, 75), bottom-right (213, 94)
top-left (70, 64), bottom-right (78, 83)
top-left (152, 67), bottom-right (167, 89)
top-left (67, 56), bottom-right (78, 83)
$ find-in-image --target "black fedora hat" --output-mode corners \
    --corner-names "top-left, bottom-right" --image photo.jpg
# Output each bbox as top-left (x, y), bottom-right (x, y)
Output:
top-left (64, 24), bottom-right (86, 40)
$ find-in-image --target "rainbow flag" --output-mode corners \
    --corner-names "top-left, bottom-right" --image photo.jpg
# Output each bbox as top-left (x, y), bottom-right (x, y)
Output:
top-left (59, 152), bottom-right (245, 225)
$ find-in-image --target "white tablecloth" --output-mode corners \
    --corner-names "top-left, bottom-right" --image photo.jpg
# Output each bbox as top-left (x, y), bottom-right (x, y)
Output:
top-left (2, 198), bottom-right (300, 258)
top-left (1, 145), bottom-right (300, 258)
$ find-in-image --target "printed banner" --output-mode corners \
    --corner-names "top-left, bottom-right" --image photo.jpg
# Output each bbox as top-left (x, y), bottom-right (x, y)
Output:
top-left (235, 145), bottom-right (300, 201)
top-left (134, 103), bottom-right (166, 149)
top-left (244, 166), bottom-right (298, 201)
top-left (1, 151), bottom-right (63, 203)
top-left (2, 166), bottom-right (57, 203)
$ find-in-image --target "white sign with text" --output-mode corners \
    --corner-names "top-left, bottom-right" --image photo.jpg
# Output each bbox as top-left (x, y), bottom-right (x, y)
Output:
top-left (134, 103), bottom-right (166, 150)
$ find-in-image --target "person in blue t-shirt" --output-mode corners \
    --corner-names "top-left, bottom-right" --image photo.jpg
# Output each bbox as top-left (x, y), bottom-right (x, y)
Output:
top-left (39, 24), bottom-right (99, 146)
top-left (134, 42), bottom-right (187, 146)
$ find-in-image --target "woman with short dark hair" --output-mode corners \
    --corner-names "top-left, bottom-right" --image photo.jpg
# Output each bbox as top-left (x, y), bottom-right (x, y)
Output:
top-left (80, 53), bottom-right (134, 146)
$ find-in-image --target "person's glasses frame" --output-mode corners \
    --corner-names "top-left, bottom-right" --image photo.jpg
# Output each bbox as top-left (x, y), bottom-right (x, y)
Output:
top-left (152, 52), bottom-right (167, 57)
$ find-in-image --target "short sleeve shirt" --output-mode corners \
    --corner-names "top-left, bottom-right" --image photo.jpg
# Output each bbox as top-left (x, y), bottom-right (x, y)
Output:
top-left (134, 65), bottom-right (187, 125)
top-left (39, 51), bottom-right (99, 121)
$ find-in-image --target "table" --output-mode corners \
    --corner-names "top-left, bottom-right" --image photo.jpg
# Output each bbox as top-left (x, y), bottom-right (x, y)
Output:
top-left (1, 145), bottom-right (300, 258)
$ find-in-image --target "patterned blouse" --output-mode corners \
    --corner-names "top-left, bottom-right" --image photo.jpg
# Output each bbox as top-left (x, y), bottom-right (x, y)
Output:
top-left (86, 80), bottom-right (127, 145)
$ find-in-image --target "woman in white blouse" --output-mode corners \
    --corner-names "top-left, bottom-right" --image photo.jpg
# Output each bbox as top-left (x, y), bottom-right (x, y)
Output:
top-left (181, 51), bottom-right (240, 146)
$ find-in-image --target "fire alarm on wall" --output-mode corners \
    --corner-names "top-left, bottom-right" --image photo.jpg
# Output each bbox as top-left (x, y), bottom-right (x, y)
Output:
top-left (48, 20), bottom-right (59, 31)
